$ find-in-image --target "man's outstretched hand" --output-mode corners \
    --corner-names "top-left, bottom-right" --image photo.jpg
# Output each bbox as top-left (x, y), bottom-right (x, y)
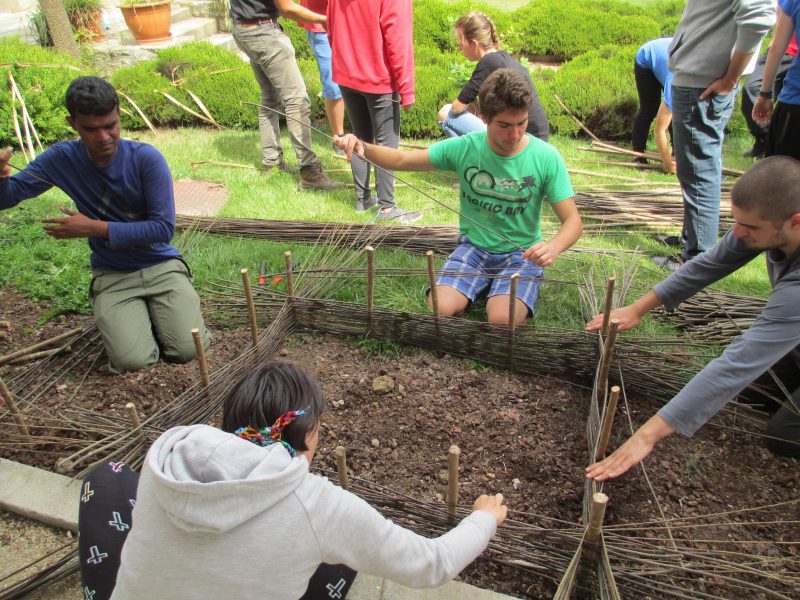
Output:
top-left (586, 415), bottom-right (675, 481)
top-left (0, 147), bottom-right (13, 179)
top-left (43, 207), bottom-right (108, 239)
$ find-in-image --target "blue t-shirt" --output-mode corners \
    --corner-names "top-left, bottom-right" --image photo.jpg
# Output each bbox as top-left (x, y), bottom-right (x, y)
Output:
top-left (778, 0), bottom-right (800, 104)
top-left (635, 37), bottom-right (674, 110)
top-left (0, 139), bottom-right (180, 271)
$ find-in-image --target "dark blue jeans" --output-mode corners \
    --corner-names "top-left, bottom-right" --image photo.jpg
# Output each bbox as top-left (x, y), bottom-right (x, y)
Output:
top-left (671, 86), bottom-right (735, 259)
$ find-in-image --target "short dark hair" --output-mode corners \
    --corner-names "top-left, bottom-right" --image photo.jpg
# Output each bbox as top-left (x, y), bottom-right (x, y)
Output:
top-left (477, 68), bottom-right (533, 123)
top-left (65, 76), bottom-right (119, 117)
top-left (731, 155), bottom-right (800, 225)
top-left (222, 362), bottom-right (325, 452)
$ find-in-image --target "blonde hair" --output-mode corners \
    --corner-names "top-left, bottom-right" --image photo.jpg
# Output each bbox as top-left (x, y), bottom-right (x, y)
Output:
top-left (454, 11), bottom-right (499, 50)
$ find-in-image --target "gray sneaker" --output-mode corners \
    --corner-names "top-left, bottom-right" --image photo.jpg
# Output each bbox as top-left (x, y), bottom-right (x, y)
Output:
top-left (376, 207), bottom-right (423, 224)
top-left (299, 163), bottom-right (344, 191)
top-left (356, 194), bottom-right (378, 211)
top-left (264, 160), bottom-right (298, 174)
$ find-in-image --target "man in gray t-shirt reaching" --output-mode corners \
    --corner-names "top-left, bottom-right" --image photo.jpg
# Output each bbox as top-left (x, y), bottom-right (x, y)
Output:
top-left (585, 156), bottom-right (800, 480)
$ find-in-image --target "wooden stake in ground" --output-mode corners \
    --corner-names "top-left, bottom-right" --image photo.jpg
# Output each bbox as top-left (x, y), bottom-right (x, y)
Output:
top-left (284, 251), bottom-right (295, 297)
top-left (447, 445), bottom-right (460, 518)
top-left (366, 246), bottom-right (375, 332)
top-left (595, 386), bottom-right (621, 462)
top-left (577, 492), bottom-right (609, 591)
top-left (191, 328), bottom-right (211, 388)
top-left (0, 375), bottom-right (30, 437)
top-left (335, 445), bottom-right (349, 489)
top-left (508, 273), bottom-right (520, 335)
top-left (0, 321), bottom-right (11, 330)
top-left (125, 402), bottom-right (144, 443)
top-left (596, 320), bottom-right (620, 406)
top-left (240, 268), bottom-right (259, 346)
top-left (601, 277), bottom-right (616, 338)
top-left (426, 251), bottom-right (439, 319)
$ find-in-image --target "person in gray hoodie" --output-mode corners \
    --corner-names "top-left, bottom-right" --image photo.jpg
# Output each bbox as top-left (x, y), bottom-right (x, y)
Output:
top-left (585, 156), bottom-right (800, 480)
top-left (653, 0), bottom-right (775, 271)
top-left (81, 362), bottom-right (506, 600)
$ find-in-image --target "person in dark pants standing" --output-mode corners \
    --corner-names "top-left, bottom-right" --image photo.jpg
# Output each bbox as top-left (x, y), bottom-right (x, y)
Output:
top-left (229, 0), bottom-right (342, 190)
top-left (327, 0), bottom-right (422, 223)
top-left (741, 34), bottom-right (798, 157)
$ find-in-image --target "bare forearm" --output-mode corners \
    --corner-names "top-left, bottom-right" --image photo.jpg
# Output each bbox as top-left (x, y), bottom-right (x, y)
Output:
top-left (548, 213), bottom-right (582, 255)
top-left (722, 50), bottom-right (755, 87)
top-left (362, 143), bottom-right (433, 172)
top-left (275, 0), bottom-right (325, 24)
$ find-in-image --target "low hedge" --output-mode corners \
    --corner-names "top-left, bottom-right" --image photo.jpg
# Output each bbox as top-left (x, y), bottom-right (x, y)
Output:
top-left (0, 37), bottom-right (91, 146)
top-left (508, 0), bottom-right (662, 60)
top-left (537, 45), bottom-right (638, 139)
top-left (111, 42), bottom-right (260, 130)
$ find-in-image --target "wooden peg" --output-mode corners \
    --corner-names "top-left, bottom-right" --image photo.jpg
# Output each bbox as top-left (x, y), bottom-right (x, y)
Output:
top-left (426, 251), bottom-right (439, 319)
top-left (601, 277), bottom-right (616, 338)
top-left (595, 386), bottom-right (620, 462)
top-left (191, 328), bottom-right (211, 388)
top-left (366, 246), bottom-right (375, 330)
top-left (284, 251), bottom-right (295, 297)
top-left (125, 402), bottom-right (144, 443)
top-left (508, 273), bottom-right (520, 335)
top-left (0, 375), bottom-right (29, 437)
top-left (240, 268), bottom-right (259, 346)
top-left (335, 445), bottom-right (349, 489)
top-left (447, 445), bottom-right (460, 518)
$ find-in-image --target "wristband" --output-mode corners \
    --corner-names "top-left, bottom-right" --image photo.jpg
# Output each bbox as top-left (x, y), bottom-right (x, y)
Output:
top-left (758, 90), bottom-right (773, 99)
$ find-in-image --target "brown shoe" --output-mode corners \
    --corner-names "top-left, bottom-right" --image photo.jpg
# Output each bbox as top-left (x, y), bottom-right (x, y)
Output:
top-left (299, 163), bottom-right (344, 190)
top-left (264, 161), bottom-right (298, 174)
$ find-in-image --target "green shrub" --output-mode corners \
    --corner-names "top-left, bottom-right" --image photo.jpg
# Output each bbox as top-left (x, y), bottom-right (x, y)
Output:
top-left (508, 0), bottom-right (661, 60)
top-left (642, 0), bottom-right (686, 36)
top-left (0, 37), bottom-right (91, 146)
top-left (537, 45), bottom-right (638, 139)
top-left (401, 47), bottom-right (464, 138)
top-left (112, 42), bottom-right (260, 130)
top-left (413, 0), bottom-right (513, 53)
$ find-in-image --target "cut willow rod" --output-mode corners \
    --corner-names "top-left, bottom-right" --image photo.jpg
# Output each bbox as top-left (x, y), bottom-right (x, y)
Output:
top-left (242, 101), bottom-right (528, 253)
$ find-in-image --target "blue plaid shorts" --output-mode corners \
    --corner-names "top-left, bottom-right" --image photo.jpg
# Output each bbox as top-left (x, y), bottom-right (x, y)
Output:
top-left (435, 237), bottom-right (544, 315)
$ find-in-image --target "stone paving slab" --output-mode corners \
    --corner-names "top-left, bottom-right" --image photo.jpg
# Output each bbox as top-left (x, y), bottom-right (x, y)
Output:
top-left (0, 458), bottom-right (80, 532)
top-left (173, 178), bottom-right (229, 216)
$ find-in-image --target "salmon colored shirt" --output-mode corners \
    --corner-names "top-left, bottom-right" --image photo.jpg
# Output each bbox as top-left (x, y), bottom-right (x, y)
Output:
top-left (327, 0), bottom-right (415, 106)
top-left (299, 0), bottom-right (326, 33)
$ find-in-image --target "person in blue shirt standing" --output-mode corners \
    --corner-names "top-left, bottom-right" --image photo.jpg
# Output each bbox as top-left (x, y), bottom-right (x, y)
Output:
top-left (631, 37), bottom-right (676, 174)
top-left (752, 0), bottom-right (800, 160)
top-left (0, 76), bottom-right (211, 373)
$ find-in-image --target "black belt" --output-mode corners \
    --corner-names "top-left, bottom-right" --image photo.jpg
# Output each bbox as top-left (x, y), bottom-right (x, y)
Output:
top-left (236, 17), bottom-right (279, 26)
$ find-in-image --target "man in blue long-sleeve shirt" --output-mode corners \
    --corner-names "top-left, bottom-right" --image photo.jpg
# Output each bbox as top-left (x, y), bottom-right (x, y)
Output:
top-left (585, 156), bottom-right (800, 480)
top-left (0, 76), bottom-right (210, 373)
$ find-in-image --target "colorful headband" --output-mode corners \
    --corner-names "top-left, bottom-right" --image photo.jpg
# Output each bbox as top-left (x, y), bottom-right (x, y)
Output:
top-left (234, 407), bottom-right (309, 458)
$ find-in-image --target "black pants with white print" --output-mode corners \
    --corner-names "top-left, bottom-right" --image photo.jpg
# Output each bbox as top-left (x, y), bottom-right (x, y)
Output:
top-left (78, 461), bottom-right (357, 599)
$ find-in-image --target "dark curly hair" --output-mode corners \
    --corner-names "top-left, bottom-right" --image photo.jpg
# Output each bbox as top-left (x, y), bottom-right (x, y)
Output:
top-left (65, 76), bottom-right (119, 117)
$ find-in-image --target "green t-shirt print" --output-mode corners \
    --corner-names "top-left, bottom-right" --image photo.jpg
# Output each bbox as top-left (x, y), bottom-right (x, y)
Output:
top-left (428, 133), bottom-right (574, 253)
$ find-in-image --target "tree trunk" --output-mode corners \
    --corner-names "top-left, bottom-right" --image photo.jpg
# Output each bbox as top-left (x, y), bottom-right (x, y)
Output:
top-left (40, 0), bottom-right (80, 58)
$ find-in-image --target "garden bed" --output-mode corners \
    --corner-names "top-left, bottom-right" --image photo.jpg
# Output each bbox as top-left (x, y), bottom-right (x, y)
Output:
top-left (0, 289), bottom-right (797, 598)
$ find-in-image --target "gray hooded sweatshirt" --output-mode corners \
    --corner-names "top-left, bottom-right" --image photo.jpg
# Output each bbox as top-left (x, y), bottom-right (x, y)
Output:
top-left (110, 425), bottom-right (497, 600)
top-left (654, 230), bottom-right (800, 436)
top-left (668, 0), bottom-right (775, 88)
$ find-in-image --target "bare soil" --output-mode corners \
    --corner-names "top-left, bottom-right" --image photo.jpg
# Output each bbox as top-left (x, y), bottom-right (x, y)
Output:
top-left (1, 288), bottom-right (798, 599)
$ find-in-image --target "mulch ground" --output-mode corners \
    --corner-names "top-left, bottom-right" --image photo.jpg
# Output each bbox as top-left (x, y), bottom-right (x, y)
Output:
top-left (1, 287), bottom-right (798, 598)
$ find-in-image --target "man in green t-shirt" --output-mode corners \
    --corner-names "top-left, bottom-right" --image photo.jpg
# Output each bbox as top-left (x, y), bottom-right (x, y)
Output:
top-left (335, 69), bottom-right (582, 324)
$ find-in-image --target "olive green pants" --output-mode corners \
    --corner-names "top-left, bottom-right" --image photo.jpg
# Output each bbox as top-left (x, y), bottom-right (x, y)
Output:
top-left (91, 259), bottom-right (211, 373)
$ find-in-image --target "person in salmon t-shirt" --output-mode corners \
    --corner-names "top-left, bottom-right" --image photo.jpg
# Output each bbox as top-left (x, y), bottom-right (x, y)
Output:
top-left (298, 0), bottom-right (345, 154)
top-left (326, 0), bottom-right (423, 223)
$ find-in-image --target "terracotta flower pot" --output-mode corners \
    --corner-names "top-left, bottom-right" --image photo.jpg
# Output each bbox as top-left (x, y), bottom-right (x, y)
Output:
top-left (69, 9), bottom-right (105, 42)
top-left (118, 1), bottom-right (172, 43)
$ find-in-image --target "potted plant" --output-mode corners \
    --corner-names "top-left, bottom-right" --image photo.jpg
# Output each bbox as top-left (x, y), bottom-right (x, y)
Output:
top-left (118, 0), bottom-right (172, 43)
top-left (66, 0), bottom-right (105, 42)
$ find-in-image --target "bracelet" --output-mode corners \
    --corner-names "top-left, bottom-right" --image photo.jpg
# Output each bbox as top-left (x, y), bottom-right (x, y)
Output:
top-left (758, 90), bottom-right (773, 99)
